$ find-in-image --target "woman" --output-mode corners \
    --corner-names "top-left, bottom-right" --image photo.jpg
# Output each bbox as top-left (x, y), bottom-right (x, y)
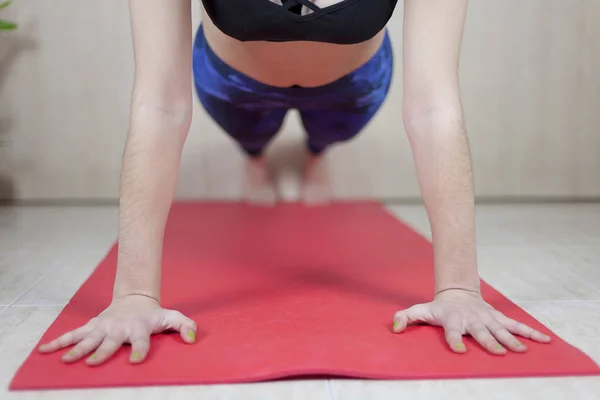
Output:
top-left (38, 0), bottom-right (551, 365)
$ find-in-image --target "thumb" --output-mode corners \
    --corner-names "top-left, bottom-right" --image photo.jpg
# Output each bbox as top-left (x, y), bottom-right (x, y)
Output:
top-left (163, 310), bottom-right (198, 344)
top-left (392, 303), bottom-right (431, 333)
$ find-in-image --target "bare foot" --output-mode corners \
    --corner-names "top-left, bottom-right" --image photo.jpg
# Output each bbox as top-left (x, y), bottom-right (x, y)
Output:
top-left (243, 156), bottom-right (278, 206)
top-left (301, 154), bottom-right (333, 206)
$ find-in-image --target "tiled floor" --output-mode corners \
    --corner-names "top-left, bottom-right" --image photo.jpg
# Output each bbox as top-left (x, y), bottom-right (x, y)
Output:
top-left (0, 203), bottom-right (599, 400)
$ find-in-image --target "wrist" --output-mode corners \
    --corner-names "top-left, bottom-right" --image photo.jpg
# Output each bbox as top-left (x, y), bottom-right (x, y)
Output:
top-left (112, 291), bottom-right (160, 304)
top-left (113, 244), bottom-right (162, 303)
top-left (431, 235), bottom-right (480, 297)
top-left (435, 286), bottom-right (480, 298)
top-left (113, 271), bottom-right (161, 303)
top-left (435, 276), bottom-right (481, 295)
top-left (432, 242), bottom-right (480, 296)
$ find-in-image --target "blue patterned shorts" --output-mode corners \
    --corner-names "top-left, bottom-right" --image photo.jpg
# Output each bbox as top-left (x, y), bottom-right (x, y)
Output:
top-left (193, 26), bottom-right (394, 155)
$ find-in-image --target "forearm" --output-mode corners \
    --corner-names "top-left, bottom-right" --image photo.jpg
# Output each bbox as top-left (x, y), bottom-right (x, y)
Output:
top-left (406, 111), bottom-right (480, 294)
top-left (113, 0), bottom-right (193, 301)
top-left (113, 105), bottom-right (190, 301)
top-left (401, 0), bottom-right (475, 294)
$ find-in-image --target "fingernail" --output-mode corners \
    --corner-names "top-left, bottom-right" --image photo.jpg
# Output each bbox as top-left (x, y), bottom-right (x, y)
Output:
top-left (67, 351), bottom-right (74, 356)
top-left (90, 353), bottom-right (97, 359)
top-left (392, 321), bottom-right (400, 331)
top-left (455, 343), bottom-right (465, 350)
top-left (131, 352), bottom-right (141, 360)
top-left (188, 331), bottom-right (196, 341)
top-left (515, 342), bottom-right (523, 347)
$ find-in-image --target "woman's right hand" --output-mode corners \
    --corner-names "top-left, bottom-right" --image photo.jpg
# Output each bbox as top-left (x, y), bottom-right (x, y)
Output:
top-left (38, 294), bottom-right (197, 365)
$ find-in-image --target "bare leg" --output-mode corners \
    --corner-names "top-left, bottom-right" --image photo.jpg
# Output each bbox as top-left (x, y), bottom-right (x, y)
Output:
top-left (301, 153), bottom-right (333, 206)
top-left (243, 156), bottom-right (278, 206)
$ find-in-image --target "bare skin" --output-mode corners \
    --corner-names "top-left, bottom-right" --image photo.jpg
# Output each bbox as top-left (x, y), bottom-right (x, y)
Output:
top-left (201, 1), bottom-right (384, 88)
top-left (243, 157), bottom-right (278, 205)
top-left (301, 154), bottom-right (333, 205)
top-left (201, 1), bottom-right (385, 205)
top-left (38, 0), bottom-right (551, 365)
top-left (244, 153), bottom-right (332, 205)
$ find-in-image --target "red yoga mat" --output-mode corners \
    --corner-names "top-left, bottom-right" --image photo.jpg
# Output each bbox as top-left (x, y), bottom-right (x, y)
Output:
top-left (9, 201), bottom-right (600, 390)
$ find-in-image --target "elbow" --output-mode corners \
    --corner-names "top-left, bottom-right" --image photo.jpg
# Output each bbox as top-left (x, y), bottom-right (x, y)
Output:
top-left (129, 95), bottom-right (193, 139)
top-left (130, 78), bottom-right (193, 134)
top-left (402, 94), bottom-right (465, 140)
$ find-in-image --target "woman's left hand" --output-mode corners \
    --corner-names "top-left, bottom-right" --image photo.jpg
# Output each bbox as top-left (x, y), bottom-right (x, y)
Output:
top-left (392, 289), bottom-right (552, 355)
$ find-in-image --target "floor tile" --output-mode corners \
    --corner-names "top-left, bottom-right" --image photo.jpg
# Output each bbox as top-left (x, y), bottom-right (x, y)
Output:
top-left (386, 203), bottom-right (600, 247)
top-left (384, 205), bottom-right (431, 238)
top-left (472, 204), bottom-right (600, 247)
top-left (0, 307), bottom-right (63, 394)
top-left (477, 247), bottom-right (600, 301)
top-left (15, 252), bottom-right (109, 306)
top-left (519, 302), bottom-right (600, 364)
top-left (3, 381), bottom-right (332, 400)
top-left (0, 207), bottom-right (117, 253)
top-left (0, 251), bottom-right (67, 305)
top-left (557, 246), bottom-right (600, 290)
top-left (0, 307), bottom-right (332, 400)
top-left (386, 204), bottom-right (600, 301)
top-left (0, 207), bottom-right (117, 305)
top-left (329, 376), bottom-right (600, 400)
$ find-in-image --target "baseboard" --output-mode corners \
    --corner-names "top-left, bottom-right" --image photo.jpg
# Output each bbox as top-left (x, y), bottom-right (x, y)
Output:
top-left (383, 196), bottom-right (600, 205)
top-left (1, 196), bottom-right (599, 207)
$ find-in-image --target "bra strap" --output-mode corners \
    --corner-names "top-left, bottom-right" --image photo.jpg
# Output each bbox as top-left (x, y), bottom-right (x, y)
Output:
top-left (283, 0), bottom-right (321, 13)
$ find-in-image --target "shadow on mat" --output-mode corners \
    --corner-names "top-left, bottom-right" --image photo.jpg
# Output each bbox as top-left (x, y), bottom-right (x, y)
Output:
top-left (286, 266), bottom-right (423, 305)
top-left (167, 265), bottom-right (422, 315)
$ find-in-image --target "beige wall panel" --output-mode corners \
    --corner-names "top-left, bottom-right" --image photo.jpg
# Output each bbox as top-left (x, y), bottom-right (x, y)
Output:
top-left (0, 1), bottom-right (598, 201)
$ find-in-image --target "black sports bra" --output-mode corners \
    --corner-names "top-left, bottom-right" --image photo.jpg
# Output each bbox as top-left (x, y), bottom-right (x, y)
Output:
top-left (201, 0), bottom-right (398, 45)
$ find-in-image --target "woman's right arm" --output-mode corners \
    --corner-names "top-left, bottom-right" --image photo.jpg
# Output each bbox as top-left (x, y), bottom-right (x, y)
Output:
top-left (37, 0), bottom-right (197, 365)
top-left (113, 0), bottom-right (194, 301)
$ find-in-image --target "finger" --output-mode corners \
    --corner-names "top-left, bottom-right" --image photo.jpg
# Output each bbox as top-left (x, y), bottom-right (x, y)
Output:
top-left (38, 325), bottom-right (91, 353)
top-left (486, 320), bottom-right (527, 352)
top-left (86, 331), bottom-right (126, 366)
top-left (61, 331), bottom-right (105, 363)
top-left (129, 328), bottom-right (151, 364)
top-left (129, 338), bottom-right (151, 364)
top-left (163, 310), bottom-right (197, 344)
top-left (180, 320), bottom-right (197, 344)
top-left (442, 313), bottom-right (466, 353)
top-left (467, 324), bottom-right (507, 355)
top-left (499, 316), bottom-right (552, 343)
top-left (392, 304), bottom-right (431, 333)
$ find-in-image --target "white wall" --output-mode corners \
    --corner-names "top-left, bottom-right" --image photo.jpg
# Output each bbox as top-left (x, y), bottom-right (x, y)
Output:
top-left (0, 0), bottom-right (599, 201)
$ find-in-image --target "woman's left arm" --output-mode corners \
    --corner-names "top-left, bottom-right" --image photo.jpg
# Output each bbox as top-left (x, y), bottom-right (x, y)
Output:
top-left (401, 0), bottom-right (478, 296)
top-left (394, 0), bottom-right (551, 354)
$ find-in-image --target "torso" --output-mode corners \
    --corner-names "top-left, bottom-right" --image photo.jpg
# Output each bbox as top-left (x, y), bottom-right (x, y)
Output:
top-left (200, 0), bottom-right (388, 88)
